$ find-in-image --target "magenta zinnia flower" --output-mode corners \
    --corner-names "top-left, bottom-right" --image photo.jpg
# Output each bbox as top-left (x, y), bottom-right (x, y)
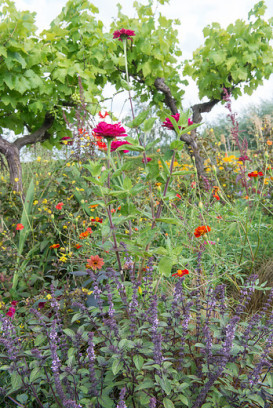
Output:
top-left (93, 122), bottom-right (127, 139)
top-left (111, 140), bottom-right (131, 153)
top-left (142, 157), bottom-right (152, 163)
top-left (6, 307), bottom-right (16, 318)
top-left (60, 136), bottom-right (73, 145)
top-left (113, 28), bottom-right (135, 42)
top-left (162, 114), bottom-right (193, 130)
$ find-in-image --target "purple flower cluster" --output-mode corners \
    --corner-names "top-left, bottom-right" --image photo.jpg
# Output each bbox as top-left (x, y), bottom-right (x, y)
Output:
top-left (1, 267), bottom-right (273, 408)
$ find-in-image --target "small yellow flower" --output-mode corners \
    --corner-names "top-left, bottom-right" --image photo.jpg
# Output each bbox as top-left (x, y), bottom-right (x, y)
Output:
top-left (36, 157), bottom-right (41, 162)
top-left (46, 294), bottom-right (52, 300)
top-left (66, 163), bottom-right (71, 167)
top-left (33, 200), bottom-right (38, 205)
top-left (14, 178), bottom-right (19, 182)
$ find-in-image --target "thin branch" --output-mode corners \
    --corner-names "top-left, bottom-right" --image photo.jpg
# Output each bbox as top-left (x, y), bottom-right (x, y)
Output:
top-left (14, 112), bottom-right (54, 150)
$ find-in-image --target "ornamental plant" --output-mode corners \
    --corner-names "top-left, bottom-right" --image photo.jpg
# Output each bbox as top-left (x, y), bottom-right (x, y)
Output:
top-left (1, 267), bottom-right (273, 407)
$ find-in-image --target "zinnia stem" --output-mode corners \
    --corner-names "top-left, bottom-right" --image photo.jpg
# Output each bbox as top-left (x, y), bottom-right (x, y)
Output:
top-left (106, 139), bottom-right (123, 278)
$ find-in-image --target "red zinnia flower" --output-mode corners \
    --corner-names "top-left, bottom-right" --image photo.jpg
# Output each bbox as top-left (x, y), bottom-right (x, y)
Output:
top-left (93, 122), bottom-right (127, 139)
top-left (248, 171), bottom-right (263, 178)
top-left (213, 193), bottom-right (220, 201)
top-left (50, 244), bottom-right (60, 249)
top-left (194, 225), bottom-right (211, 238)
top-left (172, 269), bottom-right (189, 278)
top-left (111, 140), bottom-right (131, 153)
top-left (74, 244), bottom-right (82, 249)
top-left (162, 114), bottom-right (193, 130)
top-left (113, 28), bottom-right (135, 42)
top-left (91, 217), bottom-right (103, 223)
top-left (176, 193), bottom-right (182, 199)
top-left (55, 202), bottom-right (64, 210)
top-left (86, 255), bottom-right (104, 271)
top-left (11, 301), bottom-right (18, 306)
top-left (16, 223), bottom-right (24, 231)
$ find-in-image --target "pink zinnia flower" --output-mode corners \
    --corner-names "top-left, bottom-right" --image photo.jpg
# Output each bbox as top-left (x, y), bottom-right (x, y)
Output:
top-left (6, 307), bottom-right (16, 318)
top-left (93, 122), bottom-right (127, 139)
top-left (86, 255), bottom-right (104, 271)
top-left (113, 28), bottom-right (135, 42)
top-left (11, 301), bottom-right (18, 306)
top-left (162, 114), bottom-right (193, 130)
top-left (55, 202), bottom-right (64, 210)
top-left (111, 140), bottom-right (132, 153)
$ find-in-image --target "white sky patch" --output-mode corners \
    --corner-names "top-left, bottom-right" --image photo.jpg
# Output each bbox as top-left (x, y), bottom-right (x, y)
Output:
top-left (12, 0), bottom-right (273, 123)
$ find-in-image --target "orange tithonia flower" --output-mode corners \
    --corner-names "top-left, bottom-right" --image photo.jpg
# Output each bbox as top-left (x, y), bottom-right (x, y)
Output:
top-left (266, 140), bottom-right (272, 146)
top-left (86, 255), bottom-right (104, 270)
top-left (172, 269), bottom-right (189, 278)
top-left (194, 226), bottom-right (211, 238)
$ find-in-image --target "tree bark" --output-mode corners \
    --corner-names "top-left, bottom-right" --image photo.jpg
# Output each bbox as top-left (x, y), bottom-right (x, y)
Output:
top-left (154, 77), bottom-right (220, 181)
top-left (0, 113), bottom-right (54, 196)
top-left (0, 137), bottom-right (23, 193)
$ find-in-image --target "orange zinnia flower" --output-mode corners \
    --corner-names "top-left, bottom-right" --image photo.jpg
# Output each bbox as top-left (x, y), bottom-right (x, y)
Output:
top-left (267, 140), bottom-right (272, 146)
top-left (86, 255), bottom-right (104, 270)
top-left (99, 111), bottom-right (109, 119)
top-left (194, 225), bottom-right (211, 238)
top-left (50, 244), bottom-right (60, 249)
top-left (16, 223), bottom-right (24, 230)
top-left (79, 229), bottom-right (92, 239)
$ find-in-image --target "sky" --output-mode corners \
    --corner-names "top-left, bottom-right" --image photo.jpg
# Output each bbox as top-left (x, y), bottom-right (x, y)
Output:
top-left (13, 0), bottom-right (273, 123)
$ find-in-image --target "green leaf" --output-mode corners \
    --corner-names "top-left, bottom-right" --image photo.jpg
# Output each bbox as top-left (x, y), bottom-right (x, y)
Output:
top-left (16, 394), bottom-right (28, 404)
top-left (135, 379), bottom-right (155, 391)
top-left (116, 144), bottom-right (144, 152)
top-left (249, 394), bottom-right (265, 407)
top-left (30, 367), bottom-right (43, 383)
top-left (163, 398), bottom-right (175, 408)
top-left (123, 176), bottom-right (132, 190)
top-left (178, 394), bottom-right (189, 406)
top-left (158, 256), bottom-right (173, 277)
top-left (34, 333), bottom-right (46, 346)
top-left (170, 140), bottom-right (184, 150)
top-left (126, 110), bottom-right (150, 128)
top-left (18, 178), bottom-right (35, 255)
top-left (143, 117), bottom-right (156, 132)
top-left (63, 328), bottom-right (76, 338)
top-left (11, 372), bottom-right (23, 391)
top-left (160, 158), bottom-right (170, 176)
top-left (112, 359), bottom-right (123, 375)
top-left (133, 354), bottom-right (144, 370)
